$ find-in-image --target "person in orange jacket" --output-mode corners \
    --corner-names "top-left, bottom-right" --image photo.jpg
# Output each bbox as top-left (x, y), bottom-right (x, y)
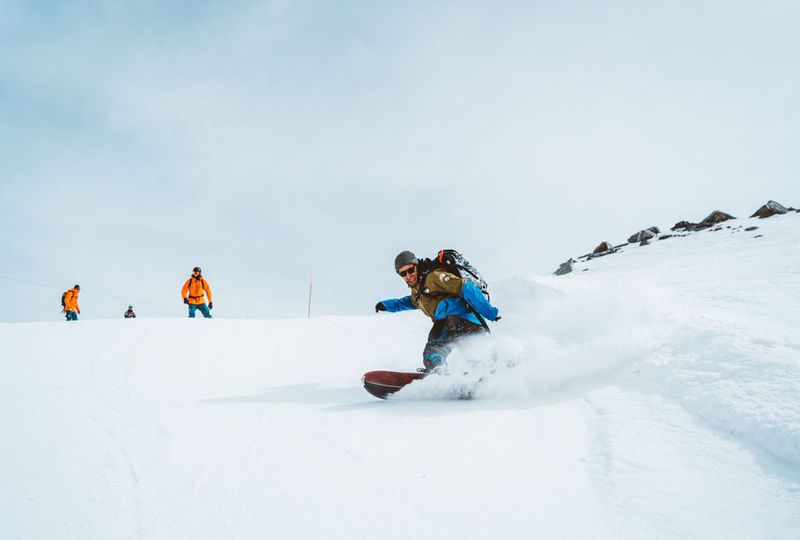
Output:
top-left (181, 267), bottom-right (213, 318)
top-left (63, 284), bottom-right (81, 321)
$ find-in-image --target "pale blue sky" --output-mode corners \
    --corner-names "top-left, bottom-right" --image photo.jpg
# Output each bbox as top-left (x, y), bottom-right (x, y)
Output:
top-left (2, 0), bottom-right (799, 321)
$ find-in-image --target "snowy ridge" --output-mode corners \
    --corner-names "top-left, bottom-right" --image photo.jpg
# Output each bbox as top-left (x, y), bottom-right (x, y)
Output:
top-left (397, 211), bottom-right (800, 466)
top-left (478, 213), bottom-right (800, 465)
top-left (1, 213), bottom-right (799, 539)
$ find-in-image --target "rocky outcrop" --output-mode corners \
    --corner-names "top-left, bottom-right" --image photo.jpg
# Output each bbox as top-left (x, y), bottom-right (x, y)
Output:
top-left (553, 200), bottom-right (792, 276)
top-left (750, 200), bottom-right (789, 219)
top-left (700, 210), bottom-right (735, 226)
top-left (553, 258), bottom-right (575, 276)
top-left (592, 241), bottom-right (614, 254)
top-left (671, 220), bottom-right (694, 231)
top-left (671, 210), bottom-right (735, 231)
top-left (582, 241), bottom-right (622, 260)
top-left (627, 226), bottom-right (660, 244)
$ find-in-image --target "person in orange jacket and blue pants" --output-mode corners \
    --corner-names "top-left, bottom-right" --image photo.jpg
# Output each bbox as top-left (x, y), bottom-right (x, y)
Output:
top-left (63, 284), bottom-right (81, 321)
top-left (181, 267), bottom-right (213, 318)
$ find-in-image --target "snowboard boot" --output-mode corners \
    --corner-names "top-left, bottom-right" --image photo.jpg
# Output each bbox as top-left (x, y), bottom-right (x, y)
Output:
top-left (419, 355), bottom-right (446, 375)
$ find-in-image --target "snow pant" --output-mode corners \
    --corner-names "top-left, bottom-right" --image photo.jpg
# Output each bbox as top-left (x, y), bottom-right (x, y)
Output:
top-left (188, 303), bottom-right (212, 318)
top-left (65, 311), bottom-right (78, 321)
top-left (422, 315), bottom-right (487, 371)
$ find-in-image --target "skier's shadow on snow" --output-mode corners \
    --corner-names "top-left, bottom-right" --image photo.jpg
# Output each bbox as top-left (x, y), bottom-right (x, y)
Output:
top-left (202, 384), bottom-right (496, 413)
top-left (202, 384), bottom-right (519, 415)
top-left (202, 384), bottom-right (375, 408)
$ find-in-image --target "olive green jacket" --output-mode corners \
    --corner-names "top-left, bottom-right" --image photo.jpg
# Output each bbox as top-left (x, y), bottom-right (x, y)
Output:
top-left (409, 269), bottom-right (465, 320)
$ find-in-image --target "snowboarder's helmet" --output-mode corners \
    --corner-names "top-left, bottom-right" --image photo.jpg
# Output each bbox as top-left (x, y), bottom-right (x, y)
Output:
top-left (74, 284), bottom-right (80, 290)
top-left (394, 251), bottom-right (418, 272)
top-left (128, 305), bottom-right (133, 309)
top-left (192, 267), bottom-right (201, 273)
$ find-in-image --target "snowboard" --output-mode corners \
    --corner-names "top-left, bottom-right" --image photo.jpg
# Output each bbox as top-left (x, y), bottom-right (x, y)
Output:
top-left (361, 370), bottom-right (427, 399)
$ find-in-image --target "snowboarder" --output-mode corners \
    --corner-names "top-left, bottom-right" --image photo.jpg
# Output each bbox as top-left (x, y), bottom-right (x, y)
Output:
top-left (63, 285), bottom-right (81, 321)
top-left (124, 305), bottom-right (136, 318)
top-left (375, 251), bottom-right (501, 373)
top-left (181, 267), bottom-right (213, 318)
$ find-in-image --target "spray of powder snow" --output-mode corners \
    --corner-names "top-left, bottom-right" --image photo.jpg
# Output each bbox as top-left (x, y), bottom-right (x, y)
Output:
top-left (394, 274), bottom-right (678, 400)
top-left (396, 272), bottom-right (800, 467)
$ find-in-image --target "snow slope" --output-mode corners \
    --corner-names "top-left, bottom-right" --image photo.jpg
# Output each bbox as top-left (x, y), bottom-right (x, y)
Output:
top-left (1, 212), bottom-right (799, 539)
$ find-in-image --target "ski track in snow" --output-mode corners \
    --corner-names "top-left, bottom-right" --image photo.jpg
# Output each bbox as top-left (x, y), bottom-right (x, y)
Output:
top-left (1, 212), bottom-right (799, 539)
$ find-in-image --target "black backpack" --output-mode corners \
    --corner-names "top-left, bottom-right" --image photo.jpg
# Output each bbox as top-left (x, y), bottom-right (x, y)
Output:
top-left (61, 292), bottom-right (67, 309)
top-left (418, 249), bottom-right (490, 301)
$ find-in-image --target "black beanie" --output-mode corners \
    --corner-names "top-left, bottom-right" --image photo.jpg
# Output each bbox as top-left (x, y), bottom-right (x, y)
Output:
top-left (394, 251), bottom-right (418, 272)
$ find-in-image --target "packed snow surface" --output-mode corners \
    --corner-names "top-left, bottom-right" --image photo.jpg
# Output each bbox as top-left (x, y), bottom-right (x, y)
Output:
top-left (2, 213), bottom-right (800, 539)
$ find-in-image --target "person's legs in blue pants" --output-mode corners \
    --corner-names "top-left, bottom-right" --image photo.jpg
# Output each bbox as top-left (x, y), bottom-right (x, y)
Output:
top-left (422, 315), bottom-right (486, 372)
top-left (188, 303), bottom-right (212, 318)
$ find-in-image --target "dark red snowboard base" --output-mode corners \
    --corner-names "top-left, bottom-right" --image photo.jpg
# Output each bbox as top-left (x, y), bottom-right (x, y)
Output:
top-left (362, 370), bottom-right (428, 399)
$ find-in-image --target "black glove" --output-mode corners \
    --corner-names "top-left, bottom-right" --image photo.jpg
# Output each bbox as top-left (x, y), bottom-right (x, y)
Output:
top-left (183, 298), bottom-right (189, 305)
top-left (375, 302), bottom-right (386, 313)
top-left (208, 302), bottom-right (213, 310)
top-left (494, 314), bottom-right (502, 321)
